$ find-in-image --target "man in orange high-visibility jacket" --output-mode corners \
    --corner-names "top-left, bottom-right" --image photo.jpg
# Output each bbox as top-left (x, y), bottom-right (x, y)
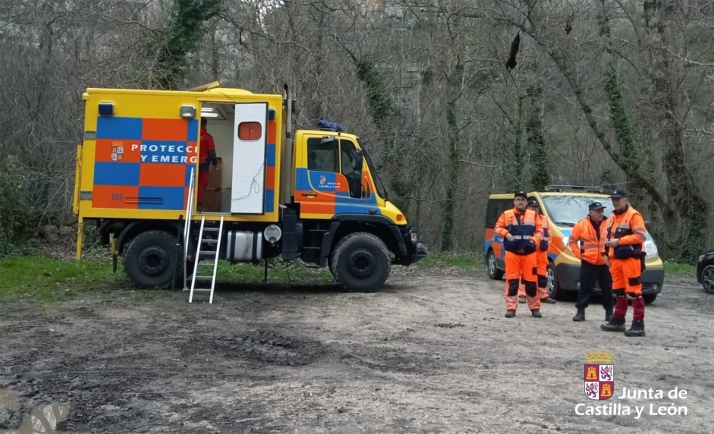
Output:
top-left (600, 190), bottom-right (648, 337)
top-left (569, 201), bottom-right (613, 322)
top-left (518, 198), bottom-right (557, 305)
top-left (495, 190), bottom-right (544, 318)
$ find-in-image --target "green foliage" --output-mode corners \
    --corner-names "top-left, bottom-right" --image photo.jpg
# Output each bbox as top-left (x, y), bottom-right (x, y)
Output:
top-left (151, 0), bottom-right (223, 89)
top-left (526, 86), bottom-right (550, 190)
top-left (0, 256), bottom-right (123, 303)
top-left (0, 156), bottom-right (42, 258)
top-left (415, 252), bottom-right (485, 273)
top-left (679, 202), bottom-right (708, 264)
top-left (355, 55), bottom-right (399, 128)
top-left (663, 260), bottom-right (697, 277)
top-left (441, 105), bottom-right (460, 251)
top-left (0, 255), bottom-right (335, 305)
top-left (604, 59), bottom-right (649, 179)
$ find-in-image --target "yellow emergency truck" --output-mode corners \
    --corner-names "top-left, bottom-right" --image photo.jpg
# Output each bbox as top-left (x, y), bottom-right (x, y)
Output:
top-left (73, 82), bottom-right (426, 298)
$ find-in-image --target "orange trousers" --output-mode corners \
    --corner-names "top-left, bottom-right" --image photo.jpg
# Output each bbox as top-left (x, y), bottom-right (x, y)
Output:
top-left (505, 251), bottom-right (540, 311)
top-left (610, 257), bottom-right (645, 321)
top-left (519, 249), bottom-right (549, 299)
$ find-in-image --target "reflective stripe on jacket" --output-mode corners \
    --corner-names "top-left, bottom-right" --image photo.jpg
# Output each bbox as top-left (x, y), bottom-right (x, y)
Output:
top-left (569, 216), bottom-right (607, 266)
top-left (605, 205), bottom-right (647, 260)
top-left (495, 208), bottom-right (543, 255)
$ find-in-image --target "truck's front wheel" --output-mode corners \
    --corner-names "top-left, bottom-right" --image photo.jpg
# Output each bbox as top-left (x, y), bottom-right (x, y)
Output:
top-left (124, 230), bottom-right (181, 289)
top-left (330, 232), bottom-right (391, 292)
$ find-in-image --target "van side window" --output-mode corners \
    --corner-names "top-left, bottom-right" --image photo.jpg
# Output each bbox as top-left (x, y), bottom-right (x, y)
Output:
top-left (486, 199), bottom-right (513, 227)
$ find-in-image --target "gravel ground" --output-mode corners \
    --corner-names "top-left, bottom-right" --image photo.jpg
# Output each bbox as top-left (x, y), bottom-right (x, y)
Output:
top-left (1, 270), bottom-right (712, 433)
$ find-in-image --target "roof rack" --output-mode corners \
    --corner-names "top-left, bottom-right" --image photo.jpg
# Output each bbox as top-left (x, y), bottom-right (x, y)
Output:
top-left (544, 185), bottom-right (604, 193)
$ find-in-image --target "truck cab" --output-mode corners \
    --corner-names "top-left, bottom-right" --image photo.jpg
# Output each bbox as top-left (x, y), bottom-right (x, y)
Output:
top-left (73, 82), bottom-right (426, 294)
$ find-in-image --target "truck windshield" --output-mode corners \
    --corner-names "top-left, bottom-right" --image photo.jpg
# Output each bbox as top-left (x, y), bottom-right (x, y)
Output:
top-left (359, 146), bottom-right (388, 200)
top-left (541, 195), bottom-right (614, 227)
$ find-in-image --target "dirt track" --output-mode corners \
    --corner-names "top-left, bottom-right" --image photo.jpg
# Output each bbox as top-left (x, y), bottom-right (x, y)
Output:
top-left (1, 271), bottom-right (713, 433)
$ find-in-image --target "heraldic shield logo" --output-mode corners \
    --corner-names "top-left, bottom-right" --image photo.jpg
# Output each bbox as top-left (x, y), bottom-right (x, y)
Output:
top-left (584, 350), bottom-right (614, 400)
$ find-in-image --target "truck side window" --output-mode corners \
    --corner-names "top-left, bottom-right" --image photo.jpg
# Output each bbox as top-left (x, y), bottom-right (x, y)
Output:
top-left (307, 138), bottom-right (338, 172)
top-left (339, 139), bottom-right (363, 198)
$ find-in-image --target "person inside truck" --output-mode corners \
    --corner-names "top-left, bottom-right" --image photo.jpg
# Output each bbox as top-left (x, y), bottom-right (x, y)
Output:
top-left (198, 117), bottom-right (220, 212)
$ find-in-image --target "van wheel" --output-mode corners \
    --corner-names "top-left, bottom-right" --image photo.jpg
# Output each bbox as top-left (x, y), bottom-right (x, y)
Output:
top-left (643, 294), bottom-right (657, 304)
top-left (547, 262), bottom-right (562, 299)
top-left (486, 249), bottom-right (504, 280)
top-left (330, 232), bottom-right (391, 292)
top-left (124, 230), bottom-right (182, 289)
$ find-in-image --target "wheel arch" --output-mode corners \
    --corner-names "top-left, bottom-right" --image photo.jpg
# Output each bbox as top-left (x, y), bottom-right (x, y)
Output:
top-left (116, 220), bottom-right (181, 256)
top-left (319, 215), bottom-right (406, 267)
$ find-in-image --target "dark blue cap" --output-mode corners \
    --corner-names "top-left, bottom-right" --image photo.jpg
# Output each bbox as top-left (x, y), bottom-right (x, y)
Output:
top-left (589, 201), bottom-right (606, 210)
top-left (527, 198), bottom-right (539, 207)
top-left (610, 189), bottom-right (628, 198)
top-left (514, 190), bottom-right (527, 198)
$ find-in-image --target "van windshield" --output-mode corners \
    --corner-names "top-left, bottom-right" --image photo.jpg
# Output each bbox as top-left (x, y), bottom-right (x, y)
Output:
top-left (540, 195), bottom-right (614, 227)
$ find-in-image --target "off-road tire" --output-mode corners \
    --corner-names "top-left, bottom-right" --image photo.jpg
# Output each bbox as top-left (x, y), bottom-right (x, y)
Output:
top-left (330, 232), bottom-right (391, 293)
top-left (124, 230), bottom-right (182, 289)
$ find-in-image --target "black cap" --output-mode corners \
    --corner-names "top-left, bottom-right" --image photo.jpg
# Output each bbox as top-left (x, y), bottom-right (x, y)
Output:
top-left (527, 198), bottom-right (539, 207)
top-left (514, 190), bottom-right (527, 198)
top-left (610, 189), bottom-right (628, 198)
top-left (589, 201), bottom-right (606, 211)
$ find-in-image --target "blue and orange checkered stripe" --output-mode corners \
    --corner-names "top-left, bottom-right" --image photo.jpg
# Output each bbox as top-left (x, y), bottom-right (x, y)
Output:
top-left (264, 118), bottom-right (276, 213)
top-left (92, 117), bottom-right (198, 210)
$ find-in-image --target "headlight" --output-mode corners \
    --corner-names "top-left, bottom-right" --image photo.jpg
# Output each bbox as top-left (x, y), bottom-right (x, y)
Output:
top-left (410, 231), bottom-right (418, 244)
top-left (700, 255), bottom-right (706, 263)
top-left (644, 240), bottom-right (658, 260)
top-left (562, 236), bottom-right (570, 250)
top-left (263, 224), bottom-right (282, 243)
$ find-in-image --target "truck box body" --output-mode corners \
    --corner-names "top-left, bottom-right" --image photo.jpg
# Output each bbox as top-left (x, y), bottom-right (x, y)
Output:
top-left (76, 88), bottom-right (282, 223)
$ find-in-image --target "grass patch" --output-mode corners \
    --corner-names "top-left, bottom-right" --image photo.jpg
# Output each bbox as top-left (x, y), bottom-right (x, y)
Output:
top-left (0, 254), bottom-right (336, 305)
top-left (214, 259), bottom-right (334, 285)
top-left (663, 261), bottom-right (697, 278)
top-left (415, 252), bottom-right (485, 272)
top-left (0, 255), bottom-right (124, 304)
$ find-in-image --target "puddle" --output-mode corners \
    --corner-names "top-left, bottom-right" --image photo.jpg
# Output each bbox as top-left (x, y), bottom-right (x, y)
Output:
top-left (0, 389), bottom-right (19, 411)
top-left (1, 389), bottom-right (69, 434)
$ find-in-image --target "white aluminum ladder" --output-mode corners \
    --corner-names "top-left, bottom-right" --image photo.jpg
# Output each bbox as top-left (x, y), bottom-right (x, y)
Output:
top-left (182, 168), bottom-right (195, 292)
top-left (189, 215), bottom-right (224, 303)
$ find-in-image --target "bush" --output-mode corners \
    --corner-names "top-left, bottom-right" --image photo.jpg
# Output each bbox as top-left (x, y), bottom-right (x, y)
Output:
top-left (0, 156), bottom-right (42, 257)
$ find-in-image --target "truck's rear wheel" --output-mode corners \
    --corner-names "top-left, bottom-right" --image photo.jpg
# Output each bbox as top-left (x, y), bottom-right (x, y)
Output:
top-left (124, 230), bottom-right (182, 289)
top-left (330, 232), bottom-right (391, 292)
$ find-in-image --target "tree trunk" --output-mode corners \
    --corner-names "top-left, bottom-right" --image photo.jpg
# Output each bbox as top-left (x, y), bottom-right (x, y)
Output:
top-left (643, 0), bottom-right (708, 261)
top-left (526, 84), bottom-right (550, 190)
top-left (440, 62), bottom-right (463, 251)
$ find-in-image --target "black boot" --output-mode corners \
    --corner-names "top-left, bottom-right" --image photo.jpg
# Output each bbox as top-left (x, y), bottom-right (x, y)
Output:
top-left (505, 309), bottom-right (516, 318)
top-left (572, 307), bottom-right (585, 322)
top-left (624, 320), bottom-right (646, 337)
top-left (605, 309), bottom-right (613, 322)
top-left (531, 309), bottom-right (542, 318)
top-left (600, 317), bottom-right (626, 332)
